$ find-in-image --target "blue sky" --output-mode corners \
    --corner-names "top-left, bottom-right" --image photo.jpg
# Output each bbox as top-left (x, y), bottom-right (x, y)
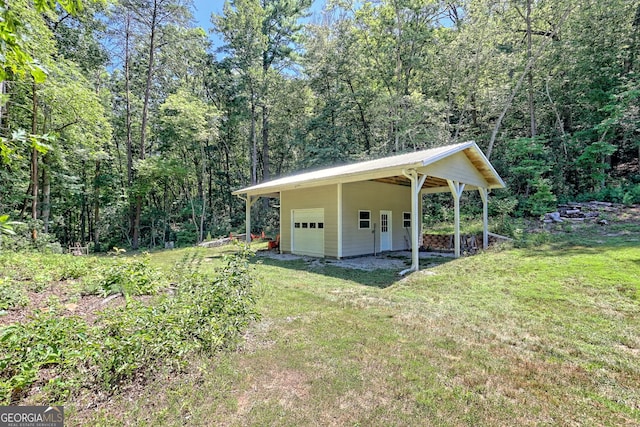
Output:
top-left (191, 1), bottom-right (223, 30)
top-left (191, 0), bottom-right (326, 50)
top-left (191, 1), bottom-right (224, 48)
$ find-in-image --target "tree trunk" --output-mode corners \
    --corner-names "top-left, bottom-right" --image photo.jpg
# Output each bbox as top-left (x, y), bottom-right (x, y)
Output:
top-left (94, 160), bottom-right (101, 252)
top-left (42, 158), bottom-right (50, 234)
top-left (199, 143), bottom-right (206, 243)
top-left (487, 6), bottom-right (572, 159)
top-left (250, 97), bottom-right (258, 185)
top-left (346, 78), bottom-right (371, 154)
top-left (125, 11), bottom-right (133, 186)
top-left (80, 161), bottom-right (87, 244)
top-left (132, 0), bottom-right (158, 249)
top-left (526, 0), bottom-right (537, 138)
top-left (262, 104), bottom-right (270, 183)
top-left (30, 80), bottom-right (38, 242)
top-left (0, 81), bottom-right (5, 130)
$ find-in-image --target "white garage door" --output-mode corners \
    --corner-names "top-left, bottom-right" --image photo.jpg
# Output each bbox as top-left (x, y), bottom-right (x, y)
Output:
top-left (292, 208), bottom-right (325, 257)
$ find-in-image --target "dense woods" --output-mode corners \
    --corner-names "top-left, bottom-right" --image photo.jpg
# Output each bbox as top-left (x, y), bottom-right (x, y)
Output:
top-left (1, 0), bottom-right (639, 251)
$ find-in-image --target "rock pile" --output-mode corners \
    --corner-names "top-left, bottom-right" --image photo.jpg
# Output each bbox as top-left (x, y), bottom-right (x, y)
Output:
top-left (543, 201), bottom-right (621, 223)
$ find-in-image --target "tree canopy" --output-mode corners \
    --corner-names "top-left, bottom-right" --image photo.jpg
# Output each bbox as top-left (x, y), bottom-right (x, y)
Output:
top-left (1, 0), bottom-right (639, 250)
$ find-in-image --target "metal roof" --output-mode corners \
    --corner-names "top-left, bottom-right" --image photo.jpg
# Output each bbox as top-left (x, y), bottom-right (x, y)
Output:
top-left (233, 141), bottom-right (505, 197)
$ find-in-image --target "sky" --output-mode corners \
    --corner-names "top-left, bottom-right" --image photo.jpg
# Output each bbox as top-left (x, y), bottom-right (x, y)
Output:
top-left (191, 0), bottom-right (327, 50)
top-left (191, 1), bottom-right (225, 48)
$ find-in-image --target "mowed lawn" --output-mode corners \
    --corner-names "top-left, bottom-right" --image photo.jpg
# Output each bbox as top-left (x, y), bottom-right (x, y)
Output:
top-left (84, 225), bottom-right (640, 426)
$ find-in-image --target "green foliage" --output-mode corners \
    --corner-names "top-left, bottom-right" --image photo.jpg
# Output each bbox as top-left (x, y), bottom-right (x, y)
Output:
top-left (503, 137), bottom-right (555, 195)
top-left (99, 244), bottom-right (259, 386)
top-left (96, 255), bottom-right (163, 297)
top-left (0, 247), bottom-right (259, 403)
top-left (0, 310), bottom-right (93, 403)
top-left (487, 192), bottom-right (519, 236)
top-left (0, 215), bottom-right (23, 249)
top-left (0, 219), bottom-right (62, 253)
top-left (0, 280), bottom-right (29, 310)
top-left (575, 139), bottom-right (618, 189)
top-left (526, 178), bottom-right (558, 216)
top-left (577, 182), bottom-right (640, 206)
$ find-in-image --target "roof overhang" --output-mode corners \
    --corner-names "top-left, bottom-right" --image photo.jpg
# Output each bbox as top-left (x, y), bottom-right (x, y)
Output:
top-left (232, 141), bottom-right (505, 197)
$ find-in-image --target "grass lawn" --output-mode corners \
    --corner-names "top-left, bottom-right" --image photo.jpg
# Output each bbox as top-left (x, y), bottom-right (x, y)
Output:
top-left (77, 221), bottom-right (639, 426)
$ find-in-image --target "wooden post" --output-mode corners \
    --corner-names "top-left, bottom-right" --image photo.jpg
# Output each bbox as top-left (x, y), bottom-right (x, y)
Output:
top-left (244, 196), bottom-right (258, 244)
top-left (401, 170), bottom-right (427, 274)
top-left (447, 180), bottom-right (465, 258)
top-left (337, 183), bottom-right (343, 259)
top-left (479, 188), bottom-right (488, 249)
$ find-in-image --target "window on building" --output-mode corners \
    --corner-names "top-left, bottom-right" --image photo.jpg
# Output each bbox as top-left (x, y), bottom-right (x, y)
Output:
top-left (359, 210), bottom-right (371, 229)
top-left (403, 212), bottom-right (411, 228)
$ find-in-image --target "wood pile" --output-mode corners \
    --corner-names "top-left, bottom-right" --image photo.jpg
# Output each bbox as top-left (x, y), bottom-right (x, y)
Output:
top-left (421, 233), bottom-right (500, 251)
top-left (543, 201), bottom-right (621, 223)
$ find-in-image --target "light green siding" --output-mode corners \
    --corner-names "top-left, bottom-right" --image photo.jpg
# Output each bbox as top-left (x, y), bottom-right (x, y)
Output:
top-left (280, 185), bottom-right (338, 257)
top-left (341, 181), bottom-right (412, 257)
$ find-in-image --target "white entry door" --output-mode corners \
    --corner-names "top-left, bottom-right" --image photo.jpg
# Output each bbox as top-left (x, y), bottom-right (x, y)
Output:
top-left (291, 208), bottom-right (325, 257)
top-left (380, 210), bottom-right (392, 252)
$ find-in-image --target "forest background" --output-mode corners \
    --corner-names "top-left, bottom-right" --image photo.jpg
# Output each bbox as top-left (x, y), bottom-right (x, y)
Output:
top-left (1, 0), bottom-right (639, 252)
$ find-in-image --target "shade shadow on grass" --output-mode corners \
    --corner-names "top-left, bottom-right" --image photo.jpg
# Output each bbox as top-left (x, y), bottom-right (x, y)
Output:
top-left (254, 255), bottom-right (451, 289)
top-left (523, 239), bottom-right (640, 258)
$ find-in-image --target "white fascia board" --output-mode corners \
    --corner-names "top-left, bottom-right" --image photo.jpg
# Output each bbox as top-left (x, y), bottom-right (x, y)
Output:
top-left (235, 162), bottom-right (425, 197)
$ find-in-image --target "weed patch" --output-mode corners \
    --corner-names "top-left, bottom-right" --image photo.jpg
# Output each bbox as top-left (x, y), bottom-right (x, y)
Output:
top-left (0, 245), bottom-right (259, 405)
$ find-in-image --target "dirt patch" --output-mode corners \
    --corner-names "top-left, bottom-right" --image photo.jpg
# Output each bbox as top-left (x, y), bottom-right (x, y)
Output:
top-left (0, 281), bottom-right (140, 327)
top-left (256, 250), bottom-right (452, 272)
top-left (236, 368), bottom-right (310, 415)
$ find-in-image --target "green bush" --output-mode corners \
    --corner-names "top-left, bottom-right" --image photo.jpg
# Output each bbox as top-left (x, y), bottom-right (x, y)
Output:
top-left (0, 246), bottom-right (260, 402)
top-left (526, 178), bottom-right (557, 216)
top-left (98, 245), bottom-right (259, 387)
top-left (0, 310), bottom-right (94, 403)
top-left (96, 254), bottom-right (164, 297)
top-left (576, 182), bottom-right (640, 205)
top-left (0, 280), bottom-right (29, 310)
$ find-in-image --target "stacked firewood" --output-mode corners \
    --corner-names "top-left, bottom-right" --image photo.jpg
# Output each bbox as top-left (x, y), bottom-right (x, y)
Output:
top-left (421, 233), bottom-right (500, 251)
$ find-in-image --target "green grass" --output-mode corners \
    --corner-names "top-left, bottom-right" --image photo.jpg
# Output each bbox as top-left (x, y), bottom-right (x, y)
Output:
top-left (70, 223), bottom-right (640, 425)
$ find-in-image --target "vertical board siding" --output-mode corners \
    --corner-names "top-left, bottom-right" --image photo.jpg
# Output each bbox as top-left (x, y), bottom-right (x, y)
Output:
top-left (280, 185), bottom-right (338, 257)
top-left (341, 181), bottom-right (412, 257)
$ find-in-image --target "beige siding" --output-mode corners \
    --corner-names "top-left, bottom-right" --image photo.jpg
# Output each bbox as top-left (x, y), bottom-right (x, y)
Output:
top-left (280, 185), bottom-right (338, 257)
top-left (341, 181), bottom-right (412, 257)
top-left (423, 151), bottom-right (489, 188)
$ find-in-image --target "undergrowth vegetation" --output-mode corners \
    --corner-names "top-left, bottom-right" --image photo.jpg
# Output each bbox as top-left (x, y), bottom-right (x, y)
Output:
top-left (0, 244), bottom-right (259, 405)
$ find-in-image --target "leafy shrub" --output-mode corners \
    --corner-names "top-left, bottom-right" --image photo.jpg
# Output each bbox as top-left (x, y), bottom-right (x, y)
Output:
top-left (0, 280), bottom-right (29, 310)
top-left (0, 246), bottom-right (260, 402)
top-left (96, 255), bottom-right (164, 297)
top-left (0, 311), bottom-right (94, 403)
top-left (175, 222), bottom-right (198, 246)
top-left (526, 178), bottom-right (557, 216)
top-left (622, 184), bottom-right (640, 205)
top-left (576, 182), bottom-right (640, 205)
top-left (98, 245), bottom-right (259, 387)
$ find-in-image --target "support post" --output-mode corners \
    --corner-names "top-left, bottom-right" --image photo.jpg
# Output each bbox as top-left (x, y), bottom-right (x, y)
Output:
top-left (337, 183), bottom-right (343, 259)
top-left (244, 195), bottom-right (259, 244)
top-left (479, 188), bottom-right (488, 249)
top-left (447, 180), bottom-right (465, 258)
top-left (401, 169), bottom-right (427, 275)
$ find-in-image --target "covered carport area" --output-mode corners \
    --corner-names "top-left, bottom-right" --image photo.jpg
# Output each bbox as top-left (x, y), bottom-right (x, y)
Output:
top-left (233, 141), bottom-right (506, 273)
